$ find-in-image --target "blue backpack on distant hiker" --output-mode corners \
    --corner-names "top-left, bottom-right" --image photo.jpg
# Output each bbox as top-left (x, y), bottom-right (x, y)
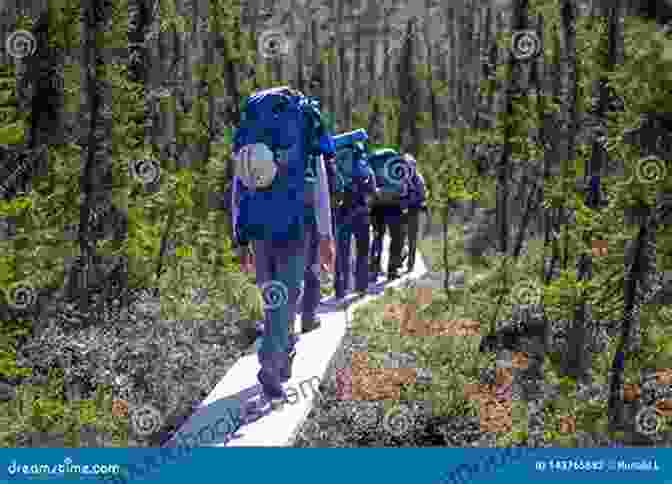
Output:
top-left (367, 148), bottom-right (410, 206)
top-left (332, 129), bottom-right (370, 195)
top-left (232, 86), bottom-right (327, 243)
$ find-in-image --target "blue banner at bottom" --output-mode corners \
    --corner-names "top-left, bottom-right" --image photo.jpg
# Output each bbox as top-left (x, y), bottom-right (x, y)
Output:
top-left (1, 449), bottom-right (669, 483)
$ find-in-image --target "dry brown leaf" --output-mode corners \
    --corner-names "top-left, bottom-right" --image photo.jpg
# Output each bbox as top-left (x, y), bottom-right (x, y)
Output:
top-left (347, 351), bottom-right (416, 400)
top-left (401, 318), bottom-right (481, 337)
top-left (558, 415), bottom-right (577, 434)
top-left (656, 369), bottom-right (672, 385)
top-left (415, 287), bottom-right (433, 306)
top-left (463, 383), bottom-right (513, 432)
top-left (496, 367), bottom-right (513, 386)
top-left (383, 303), bottom-right (405, 321)
top-left (479, 396), bottom-right (512, 433)
top-left (591, 240), bottom-right (608, 257)
top-left (512, 352), bottom-right (529, 369)
top-left (656, 399), bottom-right (672, 417)
top-left (463, 383), bottom-right (481, 399)
top-left (111, 399), bottom-right (129, 418)
top-left (623, 383), bottom-right (640, 402)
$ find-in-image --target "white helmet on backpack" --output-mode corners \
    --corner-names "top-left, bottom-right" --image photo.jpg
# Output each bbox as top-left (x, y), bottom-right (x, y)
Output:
top-left (234, 142), bottom-right (277, 189)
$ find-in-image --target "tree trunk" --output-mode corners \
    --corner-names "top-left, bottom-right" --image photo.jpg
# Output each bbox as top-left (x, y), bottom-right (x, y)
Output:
top-left (556, 0), bottom-right (585, 380)
top-left (77, 0), bottom-right (114, 311)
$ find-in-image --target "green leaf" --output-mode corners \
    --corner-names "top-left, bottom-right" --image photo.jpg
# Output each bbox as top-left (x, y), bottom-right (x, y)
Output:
top-left (0, 121), bottom-right (25, 145)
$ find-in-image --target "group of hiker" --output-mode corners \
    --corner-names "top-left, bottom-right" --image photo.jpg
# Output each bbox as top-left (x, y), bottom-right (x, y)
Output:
top-left (228, 85), bottom-right (426, 414)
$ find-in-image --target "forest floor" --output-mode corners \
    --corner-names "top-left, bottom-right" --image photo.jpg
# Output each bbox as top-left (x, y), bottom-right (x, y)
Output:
top-left (3, 221), bottom-right (672, 448)
top-left (294, 224), bottom-right (672, 447)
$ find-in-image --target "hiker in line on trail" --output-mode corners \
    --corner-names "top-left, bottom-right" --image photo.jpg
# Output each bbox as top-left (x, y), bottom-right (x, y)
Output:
top-left (368, 149), bottom-right (412, 281)
top-left (400, 153), bottom-right (427, 273)
top-left (230, 86), bottom-right (335, 413)
top-left (298, 74), bottom-right (337, 332)
top-left (331, 134), bottom-right (377, 300)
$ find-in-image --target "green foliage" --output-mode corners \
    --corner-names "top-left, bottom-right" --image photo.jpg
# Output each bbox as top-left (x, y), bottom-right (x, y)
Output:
top-left (0, 121), bottom-right (26, 145)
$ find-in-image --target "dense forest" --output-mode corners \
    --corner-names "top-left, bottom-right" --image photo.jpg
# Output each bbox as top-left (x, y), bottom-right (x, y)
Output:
top-left (0, 0), bottom-right (671, 449)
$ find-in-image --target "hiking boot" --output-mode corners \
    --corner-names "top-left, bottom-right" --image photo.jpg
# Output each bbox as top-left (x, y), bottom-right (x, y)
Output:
top-left (281, 347), bottom-right (296, 382)
top-left (244, 391), bottom-right (285, 423)
top-left (301, 316), bottom-right (321, 333)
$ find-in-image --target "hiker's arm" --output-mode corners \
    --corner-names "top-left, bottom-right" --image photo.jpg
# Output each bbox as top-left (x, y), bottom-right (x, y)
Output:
top-left (408, 173), bottom-right (426, 209)
top-left (230, 176), bottom-right (249, 256)
top-left (315, 155), bottom-right (334, 240)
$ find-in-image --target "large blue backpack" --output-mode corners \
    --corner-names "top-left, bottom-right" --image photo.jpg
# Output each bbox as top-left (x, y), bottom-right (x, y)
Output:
top-left (368, 148), bottom-right (411, 206)
top-left (232, 86), bottom-right (325, 243)
top-left (332, 129), bottom-right (369, 194)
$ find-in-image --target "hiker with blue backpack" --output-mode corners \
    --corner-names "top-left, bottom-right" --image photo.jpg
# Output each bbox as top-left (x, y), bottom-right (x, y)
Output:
top-left (331, 129), bottom-right (377, 299)
top-left (230, 86), bottom-right (335, 412)
top-left (297, 77), bottom-right (338, 332)
top-left (368, 149), bottom-right (412, 280)
top-left (400, 153), bottom-right (427, 273)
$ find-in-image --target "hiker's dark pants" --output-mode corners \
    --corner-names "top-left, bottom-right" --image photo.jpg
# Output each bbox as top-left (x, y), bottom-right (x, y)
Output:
top-left (334, 208), bottom-right (370, 297)
top-left (370, 208), bottom-right (406, 276)
top-left (301, 214), bottom-right (321, 324)
top-left (253, 237), bottom-right (305, 398)
top-left (404, 207), bottom-right (422, 272)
